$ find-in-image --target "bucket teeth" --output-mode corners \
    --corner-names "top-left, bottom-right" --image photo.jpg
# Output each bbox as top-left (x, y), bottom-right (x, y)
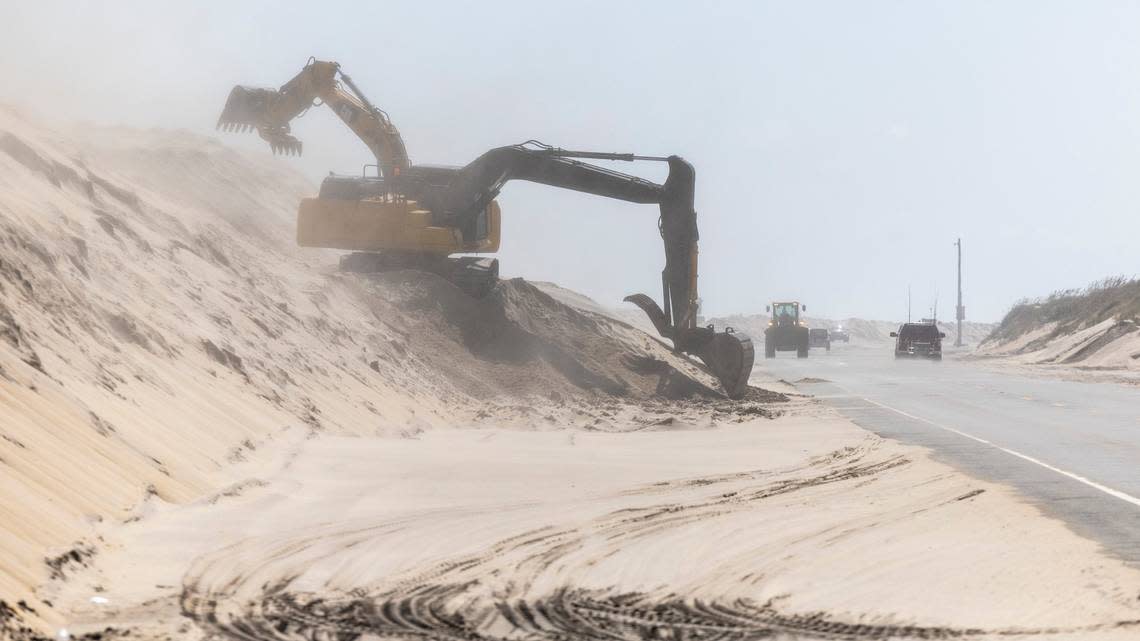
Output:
top-left (217, 121), bottom-right (257, 134)
top-left (216, 84), bottom-right (302, 156)
top-left (217, 84), bottom-right (279, 138)
top-left (268, 138), bottom-right (302, 156)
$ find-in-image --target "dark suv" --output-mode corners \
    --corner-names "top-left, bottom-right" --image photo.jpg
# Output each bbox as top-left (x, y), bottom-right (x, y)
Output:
top-left (808, 328), bottom-right (831, 351)
top-left (890, 322), bottom-right (945, 360)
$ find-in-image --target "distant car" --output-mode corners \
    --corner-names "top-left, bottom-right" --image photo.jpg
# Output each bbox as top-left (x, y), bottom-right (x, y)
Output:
top-left (890, 322), bottom-right (945, 360)
top-left (808, 328), bottom-right (831, 351)
top-left (831, 328), bottom-right (850, 343)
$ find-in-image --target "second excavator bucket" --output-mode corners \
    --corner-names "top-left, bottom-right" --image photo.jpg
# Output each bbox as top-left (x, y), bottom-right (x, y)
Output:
top-left (217, 85), bottom-right (303, 156)
top-left (217, 86), bottom-right (274, 130)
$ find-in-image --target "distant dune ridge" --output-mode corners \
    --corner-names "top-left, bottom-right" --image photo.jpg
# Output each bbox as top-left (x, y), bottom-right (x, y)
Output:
top-left (976, 276), bottom-right (1140, 371)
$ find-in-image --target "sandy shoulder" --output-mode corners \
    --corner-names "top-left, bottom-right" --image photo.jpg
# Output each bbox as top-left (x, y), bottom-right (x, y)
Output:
top-left (44, 399), bottom-right (1140, 641)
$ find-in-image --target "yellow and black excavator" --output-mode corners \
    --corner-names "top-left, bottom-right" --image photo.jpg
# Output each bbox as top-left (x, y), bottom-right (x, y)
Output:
top-left (217, 58), bottom-right (754, 397)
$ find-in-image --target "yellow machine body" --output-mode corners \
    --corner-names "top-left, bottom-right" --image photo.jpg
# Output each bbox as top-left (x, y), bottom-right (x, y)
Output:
top-left (297, 198), bottom-right (501, 255)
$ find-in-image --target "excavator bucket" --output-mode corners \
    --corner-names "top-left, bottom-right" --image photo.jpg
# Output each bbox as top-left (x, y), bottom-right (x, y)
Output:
top-left (216, 86), bottom-right (303, 156)
top-left (624, 294), bottom-right (755, 399)
top-left (696, 330), bottom-right (755, 399)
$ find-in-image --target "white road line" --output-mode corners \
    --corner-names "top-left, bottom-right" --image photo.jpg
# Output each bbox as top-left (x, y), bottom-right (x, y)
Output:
top-left (855, 396), bottom-right (1140, 509)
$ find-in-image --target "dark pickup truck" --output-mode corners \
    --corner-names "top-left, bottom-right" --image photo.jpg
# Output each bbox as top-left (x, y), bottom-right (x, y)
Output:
top-left (891, 322), bottom-right (945, 360)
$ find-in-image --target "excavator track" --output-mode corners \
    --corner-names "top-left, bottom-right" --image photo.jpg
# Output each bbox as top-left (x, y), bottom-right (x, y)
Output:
top-left (447, 256), bottom-right (500, 299)
top-left (340, 252), bottom-right (499, 299)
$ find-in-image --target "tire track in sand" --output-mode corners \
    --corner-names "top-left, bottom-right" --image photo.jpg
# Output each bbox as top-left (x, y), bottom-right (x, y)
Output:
top-left (179, 446), bottom-right (1140, 640)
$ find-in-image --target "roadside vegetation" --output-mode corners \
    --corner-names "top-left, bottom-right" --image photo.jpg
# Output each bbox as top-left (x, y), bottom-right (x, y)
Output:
top-left (985, 276), bottom-right (1140, 346)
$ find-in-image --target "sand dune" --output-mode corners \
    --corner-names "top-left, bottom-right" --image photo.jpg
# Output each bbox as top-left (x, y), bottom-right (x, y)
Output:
top-left (974, 280), bottom-right (1140, 383)
top-left (3, 110), bottom-right (1140, 640)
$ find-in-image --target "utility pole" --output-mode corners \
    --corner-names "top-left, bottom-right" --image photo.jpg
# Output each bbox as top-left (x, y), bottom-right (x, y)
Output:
top-left (955, 238), bottom-right (964, 347)
top-left (907, 285), bottom-right (912, 323)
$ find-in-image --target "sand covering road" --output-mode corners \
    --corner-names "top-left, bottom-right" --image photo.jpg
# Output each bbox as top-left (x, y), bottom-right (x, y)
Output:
top-left (1, 110), bottom-right (1139, 639)
top-left (47, 404), bottom-right (1140, 641)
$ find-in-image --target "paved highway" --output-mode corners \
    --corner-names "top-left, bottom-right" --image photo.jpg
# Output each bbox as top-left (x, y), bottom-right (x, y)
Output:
top-left (759, 343), bottom-right (1140, 565)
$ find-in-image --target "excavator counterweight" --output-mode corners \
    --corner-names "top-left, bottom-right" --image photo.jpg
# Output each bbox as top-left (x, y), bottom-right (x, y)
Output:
top-left (218, 59), bottom-right (754, 398)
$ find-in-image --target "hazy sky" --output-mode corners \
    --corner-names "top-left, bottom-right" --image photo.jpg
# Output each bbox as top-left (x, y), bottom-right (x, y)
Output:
top-left (4, 1), bottom-right (1140, 322)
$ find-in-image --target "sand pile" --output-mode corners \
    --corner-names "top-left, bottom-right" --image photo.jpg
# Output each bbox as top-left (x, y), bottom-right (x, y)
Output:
top-left (0, 107), bottom-right (725, 633)
top-left (359, 272), bottom-right (721, 400)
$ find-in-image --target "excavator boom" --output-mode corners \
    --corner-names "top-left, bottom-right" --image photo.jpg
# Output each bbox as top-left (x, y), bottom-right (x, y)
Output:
top-left (217, 58), bottom-right (409, 175)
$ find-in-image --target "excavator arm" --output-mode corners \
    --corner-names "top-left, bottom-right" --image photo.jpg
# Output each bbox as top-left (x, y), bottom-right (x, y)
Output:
top-left (217, 59), bottom-right (409, 176)
top-left (405, 142), bottom-right (753, 397)
top-left (416, 143), bottom-right (697, 329)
